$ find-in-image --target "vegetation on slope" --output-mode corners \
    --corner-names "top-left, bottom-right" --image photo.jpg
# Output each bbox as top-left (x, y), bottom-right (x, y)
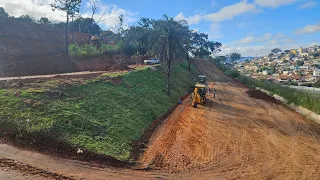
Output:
top-left (0, 62), bottom-right (197, 161)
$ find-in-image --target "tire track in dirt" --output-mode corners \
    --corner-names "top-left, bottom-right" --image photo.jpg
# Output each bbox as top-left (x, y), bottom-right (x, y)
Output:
top-left (0, 157), bottom-right (74, 180)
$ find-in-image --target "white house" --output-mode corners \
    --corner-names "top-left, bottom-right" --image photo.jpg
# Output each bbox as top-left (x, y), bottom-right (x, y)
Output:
top-left (262, 70), bottom-right (268, 75)
top-left (314, 69), bottom-right (320, 76)
top-left (300, 52), bottom-right (309, 57)
top-left (300, 66), bottom-right (309, 70)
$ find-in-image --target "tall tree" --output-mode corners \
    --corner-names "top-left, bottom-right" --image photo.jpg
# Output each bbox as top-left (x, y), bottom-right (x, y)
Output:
top-left (70, 12), bottom-right (80, 41)
top-left (18, 15), bottom-right (34, 23)
top-left (87, 0), bottom-right (106, 43)
top-left (271, 48), bottom-right (282, 55)
top-left (38, 17), bottom-right (51, 25)
top-left (70, 17), bottom-right (101, 35)
top-left (268, 53), bottom-right (274, 58)
top-left (138, 17), bottom-right (153, 29)
top-left (229, 53), bottom-right (241, 64)
top-left (186, 30), bottom-right (221, 70)
top-left (0, 7), bottom-right (9, 18)
top-left (124, 26), bottom-right (149, 55)
top-left (51, 0), bottom-right (82, 55)
top-left (150, 15), bottom-right (189, 96)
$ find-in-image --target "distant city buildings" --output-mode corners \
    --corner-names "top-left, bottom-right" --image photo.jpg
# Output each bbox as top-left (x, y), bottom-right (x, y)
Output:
top-left (236, 45), bottom-right (320, 86)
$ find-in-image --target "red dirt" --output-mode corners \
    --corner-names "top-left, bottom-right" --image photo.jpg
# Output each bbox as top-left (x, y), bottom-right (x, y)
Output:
top-left (0, 18), bottom-right (139, 77)
top-left (139, 59), bottom-right (320, 179)
top-left (246, 89), bottom-right (281, 104)
top-left (130, 93), bottom-right (190, 161)
top-left (0, 157), bottom-right (74, 180)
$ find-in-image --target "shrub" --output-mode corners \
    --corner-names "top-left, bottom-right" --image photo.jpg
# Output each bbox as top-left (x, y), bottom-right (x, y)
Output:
top-left (288, 81), bottom-right (298, 86)
top-left (225, 69), bottom-right (240, 78)
top-left (314, 80), bottom-right (320, 88)
top-left (69, 43), bottom-right (101, 57)
top-left (101, 43), bottom-right (120, 55)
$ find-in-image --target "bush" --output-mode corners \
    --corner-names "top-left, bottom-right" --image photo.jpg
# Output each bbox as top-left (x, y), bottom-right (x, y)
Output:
top-left (288, 81), bottom-right (298, 86)
top-left (119, 42), bottom-right (139, 57)
top-left (225, 69), bottom-right (240, 78)
top-left (101, 43), bottom-right (120, 55)
top-left (314, 80), bottom-right (320, 88)
top-left (69, 44), bottom-right (100, 57)
top-left (69, 42), bottom-right (138, 58)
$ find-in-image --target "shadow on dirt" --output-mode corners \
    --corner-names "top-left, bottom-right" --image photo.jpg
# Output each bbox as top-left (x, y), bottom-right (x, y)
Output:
top-left (0, 157), bottom-right (75, 180)
top-left (246, 89), bottom-right (281, 104)
top-left (0, 131), bottom-right (132, 169)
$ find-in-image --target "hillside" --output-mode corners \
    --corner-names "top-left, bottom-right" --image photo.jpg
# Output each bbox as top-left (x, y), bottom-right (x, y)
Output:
top-left (0, 62), bottom-right (198, 161)
top-left (0, 18), bottom-right (89, 77)
top-left (0, 18), bottom-right (88, 64)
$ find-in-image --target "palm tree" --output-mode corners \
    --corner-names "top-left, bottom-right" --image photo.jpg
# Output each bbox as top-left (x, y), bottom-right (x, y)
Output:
top-left (149, 15), bottom-right (189, 96)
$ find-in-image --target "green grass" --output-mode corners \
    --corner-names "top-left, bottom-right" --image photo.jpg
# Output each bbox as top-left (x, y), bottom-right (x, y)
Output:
top-left (238, 75), bottom-right (320, 114)
top-left (0, 62), bottom-right (197, 161)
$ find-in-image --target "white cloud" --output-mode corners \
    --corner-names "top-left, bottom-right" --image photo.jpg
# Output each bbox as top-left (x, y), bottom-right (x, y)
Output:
top-left (296, 24), bottom-right (320, 34)
top-left (204, 0), bottom-right (262, 22)
top-left (174, 12), bottom-right (202, 25)
top-left (235, 33), bottom-right (272, 44)
top-left (267, 39), bottom-right (279, 45)
top-left (208, 23), bottom-right (223, 39)
top-left (236, 22), bottom-right (249, 28)
top-left (221, 44), bottom-right (288, 56)
top-left (0, 0), bottom-right (65, 22)
top-left (211, 0), bottom-right (220, 8)
top-left (81, 3), bottom-right (136, 29)
top-left (239, 36), bottom-right (255, 44)
top-left (299, 1), bottom-right (317, 9)
top-left (222, 33), bottom-right (299, 56)
top-left (254, 0), bottom-right (297, 8)
top-left (220, 40), bottom-right (317, 56)
top-left (0, 0), bottom-right (136, 29)
top-left (174, 1), bottom-right (262, 25)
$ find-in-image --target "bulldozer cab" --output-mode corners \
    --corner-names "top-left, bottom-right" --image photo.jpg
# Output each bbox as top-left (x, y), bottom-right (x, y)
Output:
top-left (191, 83), bottom-right (207, 108)
top-left (195, 83), bottom-right (207, 97)
top-left (198, 75), bottom-right (206, 84)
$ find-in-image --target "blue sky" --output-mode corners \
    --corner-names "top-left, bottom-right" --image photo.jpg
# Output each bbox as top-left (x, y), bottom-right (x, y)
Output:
top-left (111, 0), bottom-right (320, 56)
top-left (1, 0), bottom-right (320, 56)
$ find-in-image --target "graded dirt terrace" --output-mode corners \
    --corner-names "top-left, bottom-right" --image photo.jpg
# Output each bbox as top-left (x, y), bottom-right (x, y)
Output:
top-left (139, 60), bottom-right (320, 179)
top-left (1, 60), bottom-right (320, 179)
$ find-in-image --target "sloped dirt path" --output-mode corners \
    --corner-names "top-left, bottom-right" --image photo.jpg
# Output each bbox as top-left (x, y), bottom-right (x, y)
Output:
top-left (1, 60), bottom-right (320, 179)
top-left (139, 59), bottom-right (320, 179)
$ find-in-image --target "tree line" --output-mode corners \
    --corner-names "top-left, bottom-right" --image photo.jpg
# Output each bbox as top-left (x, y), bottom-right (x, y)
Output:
top-left (0, 2), bottom-right (225, 96)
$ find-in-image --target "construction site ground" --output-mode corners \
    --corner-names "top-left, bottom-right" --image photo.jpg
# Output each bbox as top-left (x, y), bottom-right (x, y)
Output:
top-left (1, 60), bottom-right (320, 179)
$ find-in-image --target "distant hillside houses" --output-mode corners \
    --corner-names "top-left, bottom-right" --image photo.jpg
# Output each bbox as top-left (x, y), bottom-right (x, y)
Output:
top-left (237, 45), bottom-right (320, 86)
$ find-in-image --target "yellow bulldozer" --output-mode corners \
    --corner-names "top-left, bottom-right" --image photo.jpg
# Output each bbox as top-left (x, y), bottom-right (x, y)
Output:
top-left (191, 75), bottom-right (208, 108)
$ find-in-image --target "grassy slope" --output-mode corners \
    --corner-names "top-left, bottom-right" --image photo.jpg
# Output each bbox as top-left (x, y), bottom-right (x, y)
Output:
top-left (0, 62), bottom-right (197, 161)
top-left (239, 75), bottom-right (320, 114)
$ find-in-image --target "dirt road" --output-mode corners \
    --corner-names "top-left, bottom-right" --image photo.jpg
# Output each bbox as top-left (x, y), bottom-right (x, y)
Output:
top-left (139, 60), bottom-right (320, 179)
top-left (1, 60), bottom-right (320, 179)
